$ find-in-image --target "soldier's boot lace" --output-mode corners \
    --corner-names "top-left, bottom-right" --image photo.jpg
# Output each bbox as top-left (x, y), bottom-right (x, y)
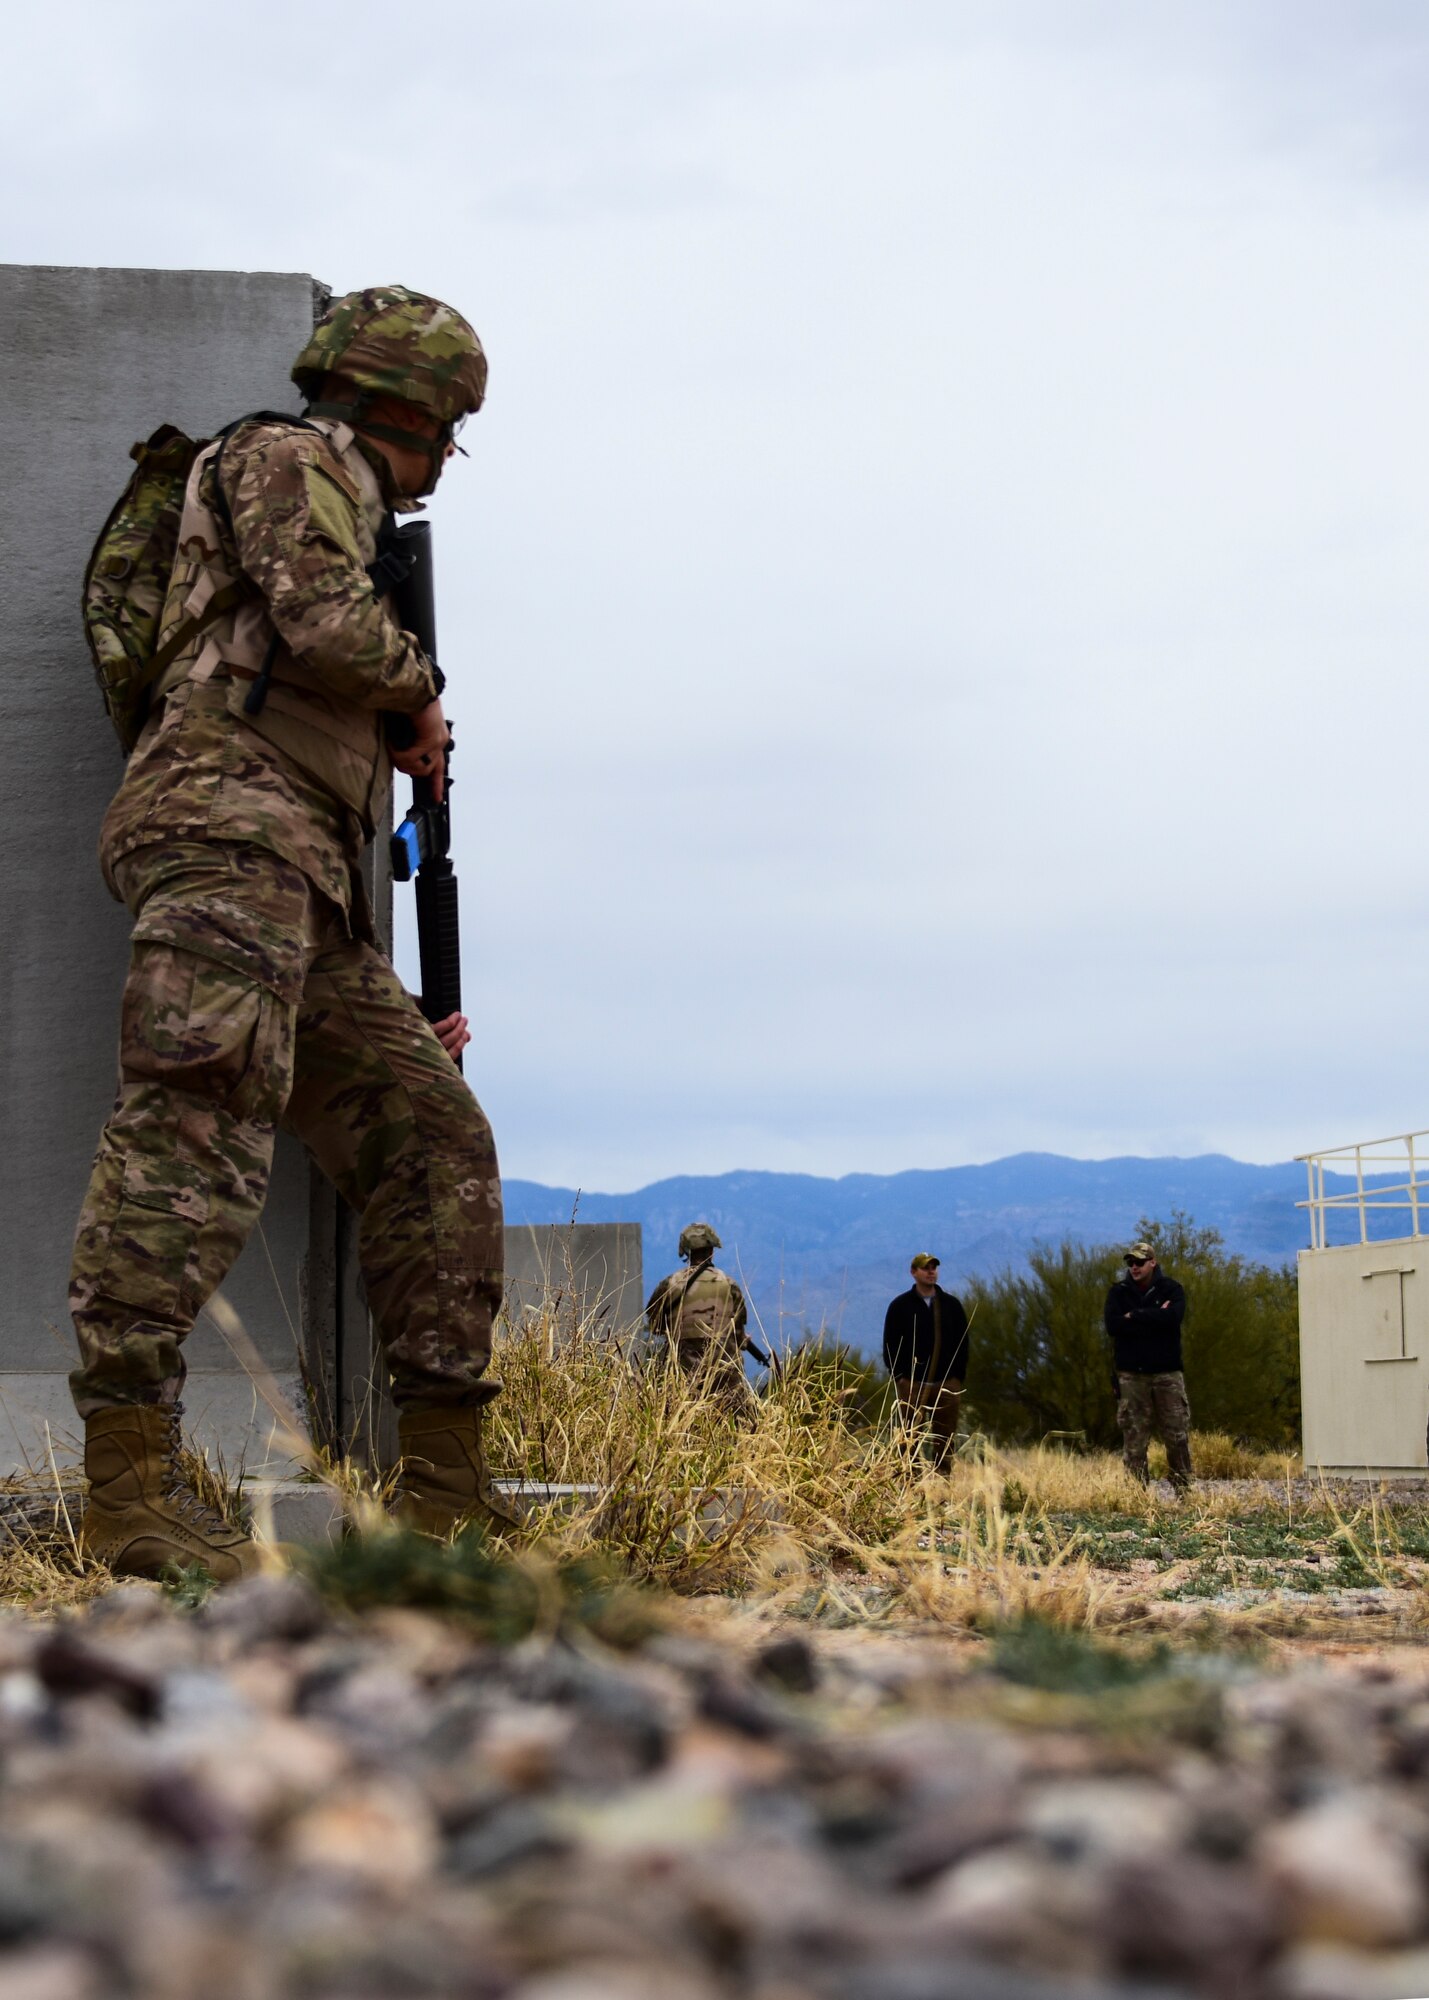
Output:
top-left (394, 1405), bottom-right (521, 1540)
top-left (80, 1403), bottom-right (264, 1585)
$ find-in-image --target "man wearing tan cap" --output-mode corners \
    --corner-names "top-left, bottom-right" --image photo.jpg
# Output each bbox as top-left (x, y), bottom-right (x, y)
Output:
top-left (882, 1254), bottom-right (970, 1468)
top-left (1103, 1241), bottom-right (1192, 1489)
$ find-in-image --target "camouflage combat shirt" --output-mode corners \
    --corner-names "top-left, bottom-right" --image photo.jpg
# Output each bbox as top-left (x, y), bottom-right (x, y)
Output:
top-left (98, 416), bottom-right (439, 924)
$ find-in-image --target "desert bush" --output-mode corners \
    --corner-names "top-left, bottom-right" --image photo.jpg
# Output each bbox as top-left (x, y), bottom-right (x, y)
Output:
top-left (779, 1336), bottom-right (896, 1427)
top-left (962, 1214), bottom-right (1299, 1450)
top-left (485, 1307), bottom-right (914, 1589)
top-left (1154, 1431), bottom-right (1296, 1481)
top-left (299, 1524), bottom-right (656, 1645)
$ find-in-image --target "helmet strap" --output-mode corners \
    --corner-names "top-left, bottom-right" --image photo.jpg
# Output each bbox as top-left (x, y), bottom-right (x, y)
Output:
top-left (305, 394), bottom-right (449, 497)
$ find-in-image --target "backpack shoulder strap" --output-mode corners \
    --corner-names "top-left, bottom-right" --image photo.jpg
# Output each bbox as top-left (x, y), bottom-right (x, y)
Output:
top-left (209, 409), bottom-right (325, 539)
top-left (172, 412), bottom-right (326, 718)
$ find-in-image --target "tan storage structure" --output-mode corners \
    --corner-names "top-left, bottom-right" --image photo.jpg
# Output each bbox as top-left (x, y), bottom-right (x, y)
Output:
top-left (1298, 1132), bottom-right (1429, 1476)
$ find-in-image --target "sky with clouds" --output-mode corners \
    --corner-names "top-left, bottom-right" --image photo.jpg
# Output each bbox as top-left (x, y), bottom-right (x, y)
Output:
top-left (9, 2), bottom-right (1429, 1187)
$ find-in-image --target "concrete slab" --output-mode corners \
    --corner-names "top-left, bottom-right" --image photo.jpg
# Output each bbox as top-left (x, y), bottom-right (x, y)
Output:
top-left (495, 1482), bottom-right (781, 1533)
top-left (246, 1482), bottom-right (345, 1548)
top-left (0, 1371), bottom-right (312, 1480)
top-left (0, 263), bottom-right (331, 1473)
top-left (241, 1479), bottom-right (777, 1549)
top-left (504, 1225), bottom-right (643, 1337)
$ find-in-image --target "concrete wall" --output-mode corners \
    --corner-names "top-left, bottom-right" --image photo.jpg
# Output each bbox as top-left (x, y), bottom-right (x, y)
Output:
top-left (0, 265), bottom-right (326, 1474)
top-left (503, 1226), bottom-right (645, 1342)
top-left (1299, 1238), bottom-right (1429, 1473)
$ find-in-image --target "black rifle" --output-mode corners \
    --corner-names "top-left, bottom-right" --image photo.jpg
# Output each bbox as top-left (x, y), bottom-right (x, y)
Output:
top-left (372, 519), bottom-right (464, 1069)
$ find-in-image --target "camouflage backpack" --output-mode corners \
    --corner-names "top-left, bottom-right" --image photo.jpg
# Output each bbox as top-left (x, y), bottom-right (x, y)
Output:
top-left (81, 423), bottom-right (248, 754)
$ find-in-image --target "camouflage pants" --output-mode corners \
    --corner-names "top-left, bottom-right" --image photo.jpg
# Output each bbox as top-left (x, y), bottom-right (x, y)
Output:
top-left (69, 841), bottom-right (502, 1418)
top-left (1117, 1371), bottom-right (1193, 1486)
top-left (664, 1334), bottom-right (755, 1420)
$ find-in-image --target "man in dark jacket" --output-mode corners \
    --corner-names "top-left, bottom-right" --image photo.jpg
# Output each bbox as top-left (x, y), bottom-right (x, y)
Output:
top-left (1104, 1241), bottom-right (1192, 1489)
top-left (883, 1254), bottom-right (970, 1469)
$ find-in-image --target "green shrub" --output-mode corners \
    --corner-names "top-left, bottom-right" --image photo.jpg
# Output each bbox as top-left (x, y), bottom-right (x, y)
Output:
top-left (963, 1214), bottom-right (1299, 1450)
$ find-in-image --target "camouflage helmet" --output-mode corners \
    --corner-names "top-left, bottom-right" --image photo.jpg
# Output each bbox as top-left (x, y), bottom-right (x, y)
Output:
top-left (291, 284), bottom-right (487, 425)
top-left (678, 1222), bottom-right (722, 1259)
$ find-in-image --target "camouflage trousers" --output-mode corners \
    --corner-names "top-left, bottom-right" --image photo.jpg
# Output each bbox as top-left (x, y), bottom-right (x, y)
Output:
top-left (662, 1334), bottom-right (755, 1421)
top-left (894, 1377), bottom-right (962, 1470)
top-left (69, 841), bottom-right (502, 1419)
top-left (1117, 1371), bottom-right (1193, 1487)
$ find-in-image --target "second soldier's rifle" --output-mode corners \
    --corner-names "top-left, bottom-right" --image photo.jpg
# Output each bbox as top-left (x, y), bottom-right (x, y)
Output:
top-left (370, 518), bottom-right (465, 1070)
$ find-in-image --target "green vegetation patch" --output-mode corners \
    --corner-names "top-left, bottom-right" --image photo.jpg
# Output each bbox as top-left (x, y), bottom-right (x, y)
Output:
top-left (160, 1561), bottom-right (220, 1610)
top-left (998, 1503), bottom-right (1429, 1601)
top-left (990, 1616), bottom-right (1174, 1694)
top-left (981, 1615), bottom-right (1233, 1745)
top-left (298, 1526), bottom-right (657, 1646)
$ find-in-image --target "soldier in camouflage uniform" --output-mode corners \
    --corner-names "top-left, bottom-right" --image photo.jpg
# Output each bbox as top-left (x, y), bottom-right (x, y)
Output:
top-left (1104, 1241), bottom-right (1193, 1490)
top-left (645, 1224), bottom-right (755, 1416)
top-left (70, 286), bottom-right (512, 1581)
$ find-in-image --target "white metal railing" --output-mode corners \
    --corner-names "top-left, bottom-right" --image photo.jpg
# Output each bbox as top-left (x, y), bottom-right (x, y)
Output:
top-left (1298, 1130), bottom-right (1429, 1250)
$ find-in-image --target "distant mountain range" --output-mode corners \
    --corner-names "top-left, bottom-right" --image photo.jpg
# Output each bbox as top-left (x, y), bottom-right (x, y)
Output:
top-left (505, 1152), bottom-right (1332, 1357)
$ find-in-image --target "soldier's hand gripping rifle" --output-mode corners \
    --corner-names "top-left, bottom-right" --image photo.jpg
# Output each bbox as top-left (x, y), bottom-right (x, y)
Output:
top-left (371, 519), bottom-right (465, 1070)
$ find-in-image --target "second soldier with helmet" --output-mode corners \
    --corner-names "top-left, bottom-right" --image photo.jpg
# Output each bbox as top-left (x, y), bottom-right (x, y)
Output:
top-left (645, 1224), bottom-right (756, 1415)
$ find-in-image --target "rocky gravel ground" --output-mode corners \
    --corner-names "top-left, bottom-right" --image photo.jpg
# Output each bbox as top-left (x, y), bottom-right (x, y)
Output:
top-left (7, 1566), bottom-right (1429, 2000)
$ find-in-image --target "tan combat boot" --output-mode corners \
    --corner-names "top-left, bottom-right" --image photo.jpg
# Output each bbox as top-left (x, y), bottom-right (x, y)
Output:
top-left (80, 1404), bottom-right (264, 1585)
top-left (395, 1405), bottom-right (521, 1539)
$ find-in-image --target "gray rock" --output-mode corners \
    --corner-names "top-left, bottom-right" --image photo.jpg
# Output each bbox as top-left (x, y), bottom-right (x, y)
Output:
top-left (1228, 1679), bottom-right (1389, 1790)
top-left (0, 1671), bottom-right (49, 1734)
top-left (1102, 1850), bottom-right (1281, 1994)
top-left (926, 1844), bottom-right (1109, 1981)
top-left (1276, 1941), bottom-right (1429, 1999)
top-left (0, 1840), bottom-right (64, 1947)
top-left (158, 1666), bottom-right (255, 1739)
top-left (0, 1945), bottom-right (102, 2000)
top-left (1263, 1794), bottom-right (1427, 1949)
top-left (754, 1634), bottom-right (820, 1694)
top-left (197, 1571), bottom-right (325, 1644)
top-left (298, 1660), bottom-right (433, 1754)
top-left (870, 1793), bottom-right (1021, 1887)
top-left (15, 1550), bottom-right (1429, 2000)
top-left (33, 1629), bottom-right (159, 1721)
top-left (697, 1669), bottom-right (792, 1740)
top-left (832, 1964), bottom-right (1183, 2000)
top-left (509, 1968), bottom-right (722, 2000)
top-left (1025, 1779), bottom-right (1180, 1863)
top-left (82, 1582), bottom-right (171, 1630)
top-left (446, 1800), bottom-right (573, 1880)
top-left (501, 1644), bottom-right (671, 1780)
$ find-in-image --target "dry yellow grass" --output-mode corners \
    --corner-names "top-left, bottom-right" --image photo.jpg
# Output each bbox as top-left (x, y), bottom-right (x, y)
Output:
top-left (487, 1315), bottom-right (916, 1588)
top-left (481, 1309), bottom-right (1346, 1637)
top-left (5, 1292), bottom-right (1417, 1657)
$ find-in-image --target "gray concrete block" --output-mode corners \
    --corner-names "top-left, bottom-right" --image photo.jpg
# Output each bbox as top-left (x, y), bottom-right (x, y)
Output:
top-left (0, 265), bottom-right (324, 1446)
top-left (241, 1479), bottom-right (770, 1549)
top-left (246, 1482), bottom-right (344, 1548)
top-left (0, 1370), bottom-right (312, 1480)
top-left (495, 1480), bottom-right (780, 1535)
top-left (503, 1224), bottom-right (643, 1337)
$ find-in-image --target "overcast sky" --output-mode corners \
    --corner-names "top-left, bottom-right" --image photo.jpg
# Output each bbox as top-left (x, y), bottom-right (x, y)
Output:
top-left (10, 2), bottom-right (1429, 1186)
